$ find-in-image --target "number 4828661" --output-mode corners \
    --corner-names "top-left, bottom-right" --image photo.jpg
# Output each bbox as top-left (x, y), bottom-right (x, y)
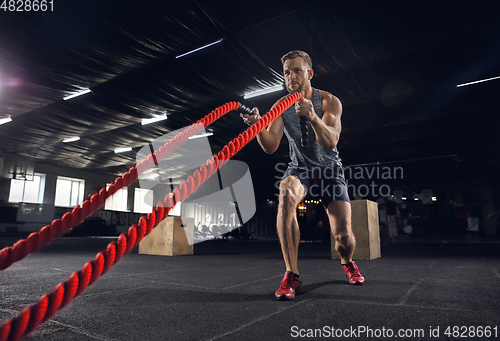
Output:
top-left (1, 0), bottom-right (54, 11)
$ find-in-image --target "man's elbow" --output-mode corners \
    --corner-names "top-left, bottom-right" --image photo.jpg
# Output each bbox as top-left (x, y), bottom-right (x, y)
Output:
top-left (321, 137), bottom-right (339, 150)
top-left (324, 143), bottom-right (337, 151)
top-left (263, 146), bottom-right (278, 154)
top-left (259, 141), bottom-right (278, 154)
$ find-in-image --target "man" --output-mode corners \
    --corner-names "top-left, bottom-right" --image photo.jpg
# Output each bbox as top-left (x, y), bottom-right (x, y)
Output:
top-left (241, 50), bottom-right (364, 300)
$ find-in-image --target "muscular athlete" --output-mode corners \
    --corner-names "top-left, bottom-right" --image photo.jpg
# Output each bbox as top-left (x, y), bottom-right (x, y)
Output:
top-left (241, 50), bottom-right (364, 300)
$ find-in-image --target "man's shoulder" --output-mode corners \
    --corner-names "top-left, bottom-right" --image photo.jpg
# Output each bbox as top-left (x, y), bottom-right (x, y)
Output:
top-left (318, 89), bottom-right (340, 102)
top-left (317, 89), bottom-right (342, 116)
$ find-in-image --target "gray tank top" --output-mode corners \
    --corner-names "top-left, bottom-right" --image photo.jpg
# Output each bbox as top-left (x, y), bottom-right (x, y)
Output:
top-left (282, 88), bottom-right (342, 168)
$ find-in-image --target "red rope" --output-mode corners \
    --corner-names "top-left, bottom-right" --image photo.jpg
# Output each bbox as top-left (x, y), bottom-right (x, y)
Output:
top-left (0, 92), bottom-right (301, 341)
top-left (0, 102), bottom-right (240, 272)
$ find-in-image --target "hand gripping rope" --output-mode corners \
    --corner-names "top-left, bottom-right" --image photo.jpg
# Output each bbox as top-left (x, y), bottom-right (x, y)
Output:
top-left (0, 92), bottom-right (302, 341)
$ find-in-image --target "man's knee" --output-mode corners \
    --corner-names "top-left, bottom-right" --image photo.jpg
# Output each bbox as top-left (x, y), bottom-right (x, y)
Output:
top-left (278, 177), bottom-right (305, 208)
top-left (333, 231), bottom-right (354, 246)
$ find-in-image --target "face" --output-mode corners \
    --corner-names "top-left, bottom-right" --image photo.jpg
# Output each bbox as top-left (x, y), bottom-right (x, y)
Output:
top-left (283, 57), bottom-right (313, 94)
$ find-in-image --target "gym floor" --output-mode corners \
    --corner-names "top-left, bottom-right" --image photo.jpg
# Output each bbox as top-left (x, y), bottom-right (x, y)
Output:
top-left (1, 237), bottom-right (499, 341)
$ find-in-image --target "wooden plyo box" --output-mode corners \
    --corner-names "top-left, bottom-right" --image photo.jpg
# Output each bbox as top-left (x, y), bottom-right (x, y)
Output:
top-left (331, 200), bottom-right (381, 260)
top-left (139, 216), bottom-right (194, 256)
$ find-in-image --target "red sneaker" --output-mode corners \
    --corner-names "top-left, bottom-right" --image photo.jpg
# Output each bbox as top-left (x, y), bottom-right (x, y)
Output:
top-left (275, 271), bottom-right (302, 300)
top-left (342, 261), bottom-right (365, 285)
top-left (292, 275), bottom-right (302, 293)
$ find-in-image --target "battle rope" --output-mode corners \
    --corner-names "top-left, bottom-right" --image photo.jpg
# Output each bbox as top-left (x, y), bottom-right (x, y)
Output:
top-left (0, 102), bottom-right (242, 272)
top-left (0, 92), bottom-right (302, 341)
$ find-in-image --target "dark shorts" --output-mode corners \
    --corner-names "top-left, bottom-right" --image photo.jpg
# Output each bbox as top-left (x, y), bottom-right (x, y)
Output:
top-left (282, 165), bottom-right (351, 207)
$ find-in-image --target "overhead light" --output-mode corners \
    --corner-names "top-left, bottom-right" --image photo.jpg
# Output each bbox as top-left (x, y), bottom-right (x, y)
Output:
top-left (114, 147), bottom-right (132, 153)
top-left (432, 197), bottom-right (437, 201)
top-left (0, 116), bottom-right (12, 125)
top-left (244, 85), bottom-right (284, 99)
top-left (457, 75), bottom-right (500, 88)
top-left (141, 113), bottom-right (167, 125)
top-left (402, 197), bottom-right (407, 200)
top-left (176, 39), bottom-right (224, 59)
top-left (63, 88), bottom-right (91, 100)
top-left (63, 136), bottom-right (80, 143)
top-left (188, 131), bottom-right (213, 139)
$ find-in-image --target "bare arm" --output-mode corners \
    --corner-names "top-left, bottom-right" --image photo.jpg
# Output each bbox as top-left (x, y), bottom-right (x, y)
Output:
top-left (239, 97), bottom-right (286, 154)
top-left (294, 91), bottom-right (342, 150)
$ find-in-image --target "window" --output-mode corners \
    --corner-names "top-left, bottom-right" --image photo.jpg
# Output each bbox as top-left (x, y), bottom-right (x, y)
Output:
top-left (54, 177), bottom-right (85, 207)
top-left (9, 173), bottom-right (46, 204)
top-left (105, 184), bottom-right (128, 212)
top-left (134, 188), bottom-right (153, 214)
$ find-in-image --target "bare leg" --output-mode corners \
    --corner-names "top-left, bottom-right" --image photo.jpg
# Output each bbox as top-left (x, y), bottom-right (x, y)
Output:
top-left (276, 176), bottom-right (306, 275)
top-left (327, 200), bottom-right (355, 264)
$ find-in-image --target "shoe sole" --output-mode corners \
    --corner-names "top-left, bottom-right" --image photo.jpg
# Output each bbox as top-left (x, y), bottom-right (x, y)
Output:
top-left (275, 286), bottom-right (300, 300)
top-left (345, 275), bottom-right (364, 285)
top-left (275, 278), bottom-right (302, 300)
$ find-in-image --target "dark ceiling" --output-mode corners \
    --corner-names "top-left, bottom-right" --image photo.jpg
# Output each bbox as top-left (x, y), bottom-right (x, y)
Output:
top-left (1, 0), bottom-right (499, 195)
